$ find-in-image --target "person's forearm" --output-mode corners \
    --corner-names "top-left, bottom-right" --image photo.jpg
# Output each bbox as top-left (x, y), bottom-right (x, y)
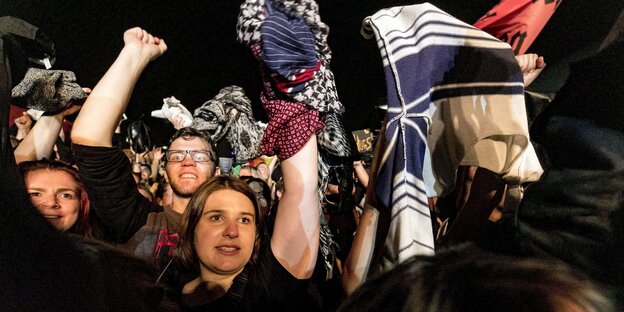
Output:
top-left (14, 114), bottom-right (63, 163)
top-left (271, 136), bottom-right (320, 279)
top-left (72, 47), bottom-right (151, 147)
top-left (342, 205), bottom-right (378, 295)
top-left (354, 162), bottom-right (369, 187)
top-left (150, 157), bottom-right (160, 180)
top-left (15, 128), bottom-right (30, 141)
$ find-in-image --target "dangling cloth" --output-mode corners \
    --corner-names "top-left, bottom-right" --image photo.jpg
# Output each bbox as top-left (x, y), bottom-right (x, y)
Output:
top-left (362, 3), bottom-right (543, 265)
top-left (192, 85), bottom-right (264, 164)
top-left (237, 0), bottom-right (343, 113)
top-left (11, 68), bottom-right (86, 114)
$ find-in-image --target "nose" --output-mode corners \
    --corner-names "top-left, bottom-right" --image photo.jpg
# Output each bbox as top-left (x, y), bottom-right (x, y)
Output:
top-left (39, 194), bottom-right (60, 209)
top-left (180, 153), bottom-right (196, 166)
top-left (223, 221), bottom-right (239, 238)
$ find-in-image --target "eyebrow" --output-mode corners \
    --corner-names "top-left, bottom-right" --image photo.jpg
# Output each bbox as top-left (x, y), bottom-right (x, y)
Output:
top-left (204, 209), bottom-right (255, 218)
top-left (27, 187), bottom-right (78, 193)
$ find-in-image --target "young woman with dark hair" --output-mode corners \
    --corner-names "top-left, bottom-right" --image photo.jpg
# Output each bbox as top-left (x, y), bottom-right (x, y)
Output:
top-left (167, 135), bottom-right (320, 311)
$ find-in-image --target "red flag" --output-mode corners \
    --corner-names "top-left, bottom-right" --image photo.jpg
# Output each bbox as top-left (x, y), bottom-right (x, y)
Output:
top-left (474, 0), bottom-right (562, 55)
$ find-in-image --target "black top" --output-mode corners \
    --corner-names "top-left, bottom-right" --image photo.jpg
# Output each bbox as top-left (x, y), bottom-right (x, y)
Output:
top-left (169, 244), bottom-right (320, 312)
top-left (72, 143), bottom-right (182, 261)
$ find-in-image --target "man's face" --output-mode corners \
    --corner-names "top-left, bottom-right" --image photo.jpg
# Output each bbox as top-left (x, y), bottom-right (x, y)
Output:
top-left (165, 137), bottom-right (216, 198)
top-left (256, 163), bottom-right (269, 181)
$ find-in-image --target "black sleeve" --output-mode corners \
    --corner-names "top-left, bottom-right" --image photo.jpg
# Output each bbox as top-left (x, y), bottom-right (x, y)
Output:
top-left (246, 244), bottom-right (317, 310)
top-left (72, 143), bottom-right (159, 243)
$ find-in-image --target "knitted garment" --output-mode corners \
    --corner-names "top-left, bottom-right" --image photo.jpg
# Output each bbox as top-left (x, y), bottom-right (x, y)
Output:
top-left (237, 0), bottom-right (343, 113)
top-left (192, 85), bottom-right (264, 164)
top-left (11, 68), bottom-right (85, 114)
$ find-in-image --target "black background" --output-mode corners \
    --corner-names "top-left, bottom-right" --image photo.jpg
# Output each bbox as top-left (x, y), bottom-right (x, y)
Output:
top-left (5, 0), bottom-right (623, 145)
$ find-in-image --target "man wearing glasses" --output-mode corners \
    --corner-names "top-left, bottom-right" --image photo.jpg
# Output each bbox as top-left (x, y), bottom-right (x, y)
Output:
top-left (71, 28), bottom-right (217, 261)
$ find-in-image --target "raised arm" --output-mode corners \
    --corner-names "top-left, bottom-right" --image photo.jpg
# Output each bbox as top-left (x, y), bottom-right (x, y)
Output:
top-left (515, 53), bottom-right (546, 87)
top-left (13, 112), bottom-right (32, 141)
top-left (68, 28), bottom-right (167, 244)
top-left (270, 135), bottom-right (319, 279)
top-left (72, 28), bottom-right (166, 147)
top-left (14, 102), bottom-right (83, 163)
top-left (342, 205), bottom-right (379, 294)
top-left (342, 130), bottom-right (385, 294)
top-left (353, 160), bottom-right (369, 188)
top-left (14, 114), bottom-right (63, 163)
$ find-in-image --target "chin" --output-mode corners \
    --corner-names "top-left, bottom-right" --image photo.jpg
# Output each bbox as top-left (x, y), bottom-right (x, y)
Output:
top-left (172, 182), bottom-right (202, 198)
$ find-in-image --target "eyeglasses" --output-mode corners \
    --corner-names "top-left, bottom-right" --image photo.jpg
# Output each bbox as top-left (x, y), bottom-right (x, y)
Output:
top-left (165, 150), bottom-right (214, 163)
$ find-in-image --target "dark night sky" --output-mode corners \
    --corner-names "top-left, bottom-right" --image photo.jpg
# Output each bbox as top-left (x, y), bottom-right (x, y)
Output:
top-left (4, 0), bottom-right (623, 145)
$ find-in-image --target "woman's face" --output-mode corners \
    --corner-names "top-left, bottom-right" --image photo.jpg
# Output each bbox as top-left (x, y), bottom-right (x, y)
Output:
top-left (24, 169), bottom-right (81, 232)
top-left (194, 189), bottom-right (257, 279)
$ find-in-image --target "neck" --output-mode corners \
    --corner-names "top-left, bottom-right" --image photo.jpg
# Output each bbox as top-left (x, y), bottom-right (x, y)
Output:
top-left (182, 268), bottom-right (243, 306)
top-left (203, 273), bottom-right (235, 292)
top-left (171, 195), bottom-right (190, 214)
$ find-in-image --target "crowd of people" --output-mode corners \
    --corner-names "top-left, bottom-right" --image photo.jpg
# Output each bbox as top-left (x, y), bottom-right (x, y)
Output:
top-left (1, 1), bottom-right (623, 311)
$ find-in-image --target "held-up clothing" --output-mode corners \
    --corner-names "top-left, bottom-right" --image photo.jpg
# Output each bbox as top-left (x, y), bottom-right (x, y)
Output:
top-left (361, 3), bottom-right (543, 265)
top-left (72, 143), bottom-right (182, 262)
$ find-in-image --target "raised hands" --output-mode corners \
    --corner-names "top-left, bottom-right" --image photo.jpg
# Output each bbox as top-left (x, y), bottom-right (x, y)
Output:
top-left (123, 27), bottom-right (168, 62)
top-left (14, 112), bottom-right (33, 140)
top-left (72, 28), bottom-right (167, 147)
top-left (515, 53), bottom-right (546, 87)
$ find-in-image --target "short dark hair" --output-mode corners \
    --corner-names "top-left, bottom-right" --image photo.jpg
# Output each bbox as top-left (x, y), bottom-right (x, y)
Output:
top-left (166, 127), bottom-right (216, 164)
top-left (339, 243), bottom-right (614, 312)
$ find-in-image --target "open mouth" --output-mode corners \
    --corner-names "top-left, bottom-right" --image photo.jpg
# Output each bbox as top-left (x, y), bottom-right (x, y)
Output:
top-left (216, 246), bottom-right (240, 256)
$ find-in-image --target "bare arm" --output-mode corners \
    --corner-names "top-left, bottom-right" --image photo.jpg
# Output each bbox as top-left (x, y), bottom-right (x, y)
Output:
top-left (270, 135), bottom-right (319, 279)
top-left (342, 205), bottom-right (379, 295)
top-left (14, 112), bottom-right (32, 141)
top-left (150, 147), bottom-right (163, 181)
top-left (342, 128), bottom-right (385, 294)
top-left (353, 160), bottom-right (369, 188)
top-left (14, 103), bottom-right (83, 163)
top-left (71, 28), bottom-right (167, 147)
top-left (14, 114), bottom-right (62, 163)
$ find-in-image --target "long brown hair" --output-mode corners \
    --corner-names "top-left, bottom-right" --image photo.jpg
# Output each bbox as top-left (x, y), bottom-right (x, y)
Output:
top-left (179, 175), bottom-right (262, 272)
top-left (18, 159), bottom-right (94, 238)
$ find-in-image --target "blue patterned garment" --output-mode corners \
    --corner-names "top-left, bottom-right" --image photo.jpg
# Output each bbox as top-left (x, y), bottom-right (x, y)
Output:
top-left (237, 0), bottom-right (343, 113)
top-left (261, 0), bottom-right (318, 91)
top-left (363, 3), bottom-right (536, 264)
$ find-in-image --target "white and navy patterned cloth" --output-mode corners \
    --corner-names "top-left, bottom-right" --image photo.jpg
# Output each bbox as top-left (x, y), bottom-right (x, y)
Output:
top-left (363, 3), bottom-right (542, 264)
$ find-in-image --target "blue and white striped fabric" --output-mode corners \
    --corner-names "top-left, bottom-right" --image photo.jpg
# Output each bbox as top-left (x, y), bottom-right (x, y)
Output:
top-left (261, 0), bottom-right (318, 84)
top-left (363, 3), bottom-right (540, 264)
